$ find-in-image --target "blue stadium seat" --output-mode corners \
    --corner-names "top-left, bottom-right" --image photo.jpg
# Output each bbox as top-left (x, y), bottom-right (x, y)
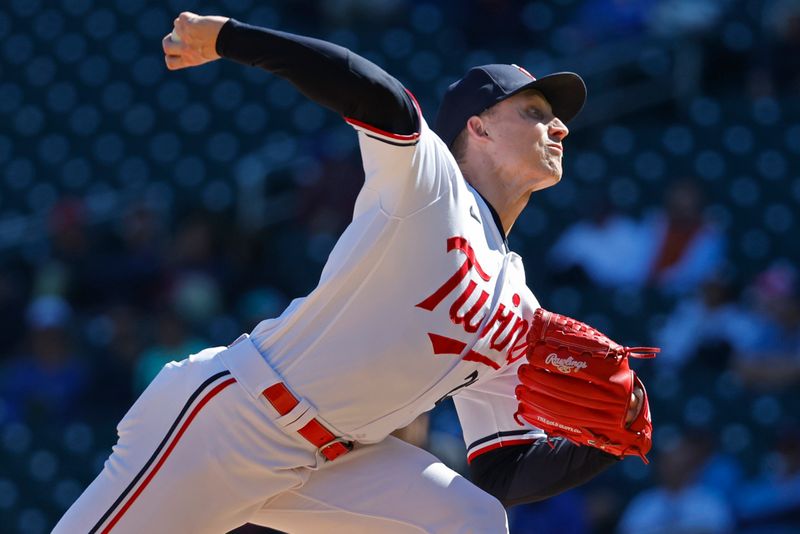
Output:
top-left (60, 157), bottom-right (92, 190)
top-left (179, 103), bottom-right (211, 133)
top-left (723, 124), bottom-right (754, 154)
top-left (122, 104), bottom-right (156, 136)
top-left (633, 150), bottom-right (666, 182)
top-left (93, 132), bottom-right (126, 165)
top-left (234, 102), bottom-right (269, 134)
top-left (3, 33), bottom-right (34, 65)
top-left (108, 32), bottom-right (141, 64)
top-left (29, 450), bottom-right (59, 483)
top-left (756, 149), bottom-right (787, 180)
top-left (117, 156), bottom-right (152, 188)
top-left (602, 125), bottom-right (635, 156)
top-left (84, 8), bottom-right (117, 41)
top-left (689, 96), bottom-right (721, 127)
top-left (751, 97), bottom-right (780, 125)
top-left (113, 0), bottom-right (146, 16)
top-left (382, 28), bottom-right (414, 59)
top-left (212, 80), bottom-right (245, 111)
top-left (662, 124), bottom-right (694, 155)
top-left (291, 102), bottom-right (326, 133)
top-left (61, 0), bottom-right (92, 17)
top-left (157, 80), bottom-right (189, 112)
top-left (14, 106), bottom-right (45, 138)
top-left (32, 10), bottom-right (65, 42)
top-left (55, 33), bottom-right (88, 64)
top-left (5, 158), bottom-right (35, 190)
top-left (573, 150), bottom-right (608, 182)
top-left (149, 132), bottom-right (182, 163)
top-left (27, 183), bottom-right (58, 215)
top-left (46, 81), bottom-right (78, 114)
top-left (78, 55), bottom-right (111, 88)
top-left (0, 135), bottom-right (11, 165)
top-left (26, 56), bottom-right (57, 87)
top-left (174, 156), bottom-right (207, 188)
top-left (0, 477), bottom-right (19, 511)
top-left (2, 422), bottom-right (32, 454)
top-left (522, 2), bottom-right (555, 31)
top-left (132, 56), bottom-right (165, 87)
top-left (410, 4), bottom-right (443, 35)
top-left (207, 132), bottom-right (241, 162)
top-left (68, 105), bottom-right (102, 136)
top-left (694, 149), bottom-right (726, 181)
top-left (136, 7), bottom-right (170, 40)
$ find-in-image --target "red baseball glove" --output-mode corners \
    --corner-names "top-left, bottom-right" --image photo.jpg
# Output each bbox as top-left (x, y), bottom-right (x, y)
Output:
top-left (514, 308), bottom-right (659, 463)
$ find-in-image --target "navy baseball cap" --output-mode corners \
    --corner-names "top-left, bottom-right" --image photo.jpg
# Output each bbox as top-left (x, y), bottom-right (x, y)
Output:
top-left (434, 64), bottom-right (586, 149)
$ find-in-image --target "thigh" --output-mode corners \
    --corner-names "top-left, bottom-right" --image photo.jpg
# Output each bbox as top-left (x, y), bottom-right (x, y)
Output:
top-left (251, 436), bottom-right (509, 534)
top-left (54, 349), bottom-right (308, 534)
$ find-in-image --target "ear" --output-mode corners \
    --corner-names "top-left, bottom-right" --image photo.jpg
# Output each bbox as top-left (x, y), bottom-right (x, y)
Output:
top-left (465, 116), bottom-right (490, 140)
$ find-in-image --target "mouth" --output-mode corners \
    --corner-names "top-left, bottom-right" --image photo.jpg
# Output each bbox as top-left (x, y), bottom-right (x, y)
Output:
top-left (547, 144), bottom-right (563, 154)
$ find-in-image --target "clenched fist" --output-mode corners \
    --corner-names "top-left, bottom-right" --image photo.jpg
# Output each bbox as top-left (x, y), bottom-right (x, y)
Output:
top-left (162, 12), bottom-right (229, 70)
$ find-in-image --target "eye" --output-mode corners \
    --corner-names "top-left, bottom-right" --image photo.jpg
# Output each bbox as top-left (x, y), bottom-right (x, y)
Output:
top-left (527, 107), bottom-right (544, 120)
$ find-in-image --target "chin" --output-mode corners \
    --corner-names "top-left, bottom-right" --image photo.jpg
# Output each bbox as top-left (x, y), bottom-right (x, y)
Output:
top-left (531, 175), bottom-right (561, 193)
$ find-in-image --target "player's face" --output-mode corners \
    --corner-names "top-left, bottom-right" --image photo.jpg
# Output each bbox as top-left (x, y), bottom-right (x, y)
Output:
top-left (482, 90), bottom-right (569, 194)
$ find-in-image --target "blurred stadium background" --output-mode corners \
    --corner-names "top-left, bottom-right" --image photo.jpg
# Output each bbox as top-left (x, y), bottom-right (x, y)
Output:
top-left (1, 0), bottom-right (799, 532)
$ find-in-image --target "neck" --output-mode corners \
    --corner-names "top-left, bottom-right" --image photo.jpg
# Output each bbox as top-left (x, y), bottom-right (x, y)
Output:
top-left (460, 165), bottom-right (531, 236)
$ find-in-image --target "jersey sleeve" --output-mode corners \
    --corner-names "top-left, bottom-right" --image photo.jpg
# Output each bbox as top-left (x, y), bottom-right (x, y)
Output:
top-left (350, 113), bottom-right (459, 218)
top-left (453, 359), bottom-right (546, 464)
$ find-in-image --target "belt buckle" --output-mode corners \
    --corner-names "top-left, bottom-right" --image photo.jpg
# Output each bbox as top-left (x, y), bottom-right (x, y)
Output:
top-left (319, 437), bottom-right (353, 461)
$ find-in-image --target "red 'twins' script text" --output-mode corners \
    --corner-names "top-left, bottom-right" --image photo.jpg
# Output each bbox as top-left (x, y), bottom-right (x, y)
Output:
top-left (416, 237), bottom-right (529, 370)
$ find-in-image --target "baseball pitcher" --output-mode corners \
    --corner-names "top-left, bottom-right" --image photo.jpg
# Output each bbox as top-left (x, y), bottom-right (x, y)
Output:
top-left (55, 12), bottom-right (656, 534)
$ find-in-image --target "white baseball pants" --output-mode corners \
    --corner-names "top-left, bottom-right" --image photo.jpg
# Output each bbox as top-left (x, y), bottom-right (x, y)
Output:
top-left (53, 337), bottom-right (508, 533)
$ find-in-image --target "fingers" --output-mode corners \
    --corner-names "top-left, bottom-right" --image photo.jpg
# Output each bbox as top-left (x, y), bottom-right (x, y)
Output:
top-left (162, 33), bottom-right (186, 70)
top-left (162, 33), bottom-right (184, 55)
top-left (164, 54), bottom-right (184, 71)
top-left (173, 11), bottom-right (197, 35)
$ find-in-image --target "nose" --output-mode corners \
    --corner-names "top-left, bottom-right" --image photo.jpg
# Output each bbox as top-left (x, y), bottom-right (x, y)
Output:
top-left (549, 118), bottom-right (569, 142)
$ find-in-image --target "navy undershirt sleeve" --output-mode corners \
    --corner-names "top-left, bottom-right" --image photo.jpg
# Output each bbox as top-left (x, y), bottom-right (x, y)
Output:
top-left (470, 438), bottom-right (619, 507)
top-left (215, 18), bottom-right (419, 136)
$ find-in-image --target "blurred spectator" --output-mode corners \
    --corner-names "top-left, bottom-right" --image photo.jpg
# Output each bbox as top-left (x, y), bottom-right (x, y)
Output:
top-left (0, 261), bottom-right (30, 354)
top-left (616, 436), bottom-right (734, 534)
top-left (691, 428), bottom-right (744, 502)
top-left (732, 263), bottom-right (800, 391)
top-left (735, 427), bottom-right (800, 531)
top-left (643, 180), bottom-right (726, 295)
top-left (0, 296), bottom-right (90, 423)
top-left (649, 0), bottom-right (725, 38)
top-left (85, 304), bottom-right (147, 414)
top-left (45, 199), bottom-right (95, 307)
top-left (133, 308), bottom-right (207, 393)
top-left (655, 274), bottom-right (758, 371)
top-left (764, 0), bottom-right (800, 94)
top-left (164, 213), bottom-right (230, 327)
top-left (571, 0), bottom-right (657, 44)
top-left (548, 195), bottom-right (651, 289)
top-left (237, 287), bottom-right (288, 331)
top-left (86, 204), bottom-right (168, 309)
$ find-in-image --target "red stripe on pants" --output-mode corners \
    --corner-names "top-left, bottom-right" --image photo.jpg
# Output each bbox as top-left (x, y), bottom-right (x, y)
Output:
top-left (102, 377), bottom-right (237, 533)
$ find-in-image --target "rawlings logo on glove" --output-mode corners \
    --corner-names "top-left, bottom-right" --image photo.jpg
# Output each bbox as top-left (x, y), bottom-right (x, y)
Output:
top-left (514, 308), bottom-right (659, 463)
top-left (544, 353), bottom-right (588, 374)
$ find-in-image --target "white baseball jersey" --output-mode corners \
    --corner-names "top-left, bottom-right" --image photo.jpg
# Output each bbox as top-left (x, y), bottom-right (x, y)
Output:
top-left (56, 99), bottom-right (544, 534)
top-left (250, 107), bottom-right (545, 462)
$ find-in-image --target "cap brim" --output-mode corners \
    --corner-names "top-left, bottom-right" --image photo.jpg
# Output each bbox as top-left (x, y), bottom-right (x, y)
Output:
top-left (508, 72), bottom-right (586, 124)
